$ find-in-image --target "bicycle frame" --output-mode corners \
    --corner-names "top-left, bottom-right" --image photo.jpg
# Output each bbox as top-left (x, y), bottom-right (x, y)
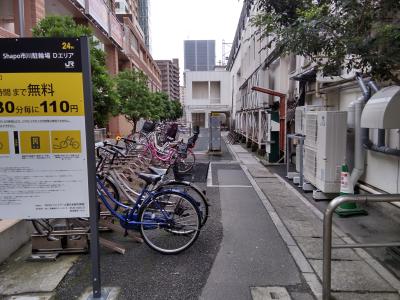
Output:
top-left (145, 142), bottom-right (177, 162)
top-left (96, 176), bottom-right (190, 229)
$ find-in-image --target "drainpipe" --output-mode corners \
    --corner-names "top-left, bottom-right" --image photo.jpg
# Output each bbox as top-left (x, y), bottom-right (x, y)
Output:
top-left (350, 97), bottom-right (367, 189)
top-left (368, 81), bottom-right (387, 148)
top-left (350, 74), bottom-right (371, 188)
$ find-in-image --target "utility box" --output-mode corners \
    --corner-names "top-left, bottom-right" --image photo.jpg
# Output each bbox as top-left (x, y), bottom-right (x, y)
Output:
top-left (266, 111), bottom-right (280, 162)
top-left (209, 113), bottom-right (221, 152)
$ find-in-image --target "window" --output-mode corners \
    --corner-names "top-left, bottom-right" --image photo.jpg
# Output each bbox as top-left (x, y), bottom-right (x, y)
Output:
top-left (210, 81), bottom-right (221, 103)
top-left (192, 81), bottom-right (208, 99)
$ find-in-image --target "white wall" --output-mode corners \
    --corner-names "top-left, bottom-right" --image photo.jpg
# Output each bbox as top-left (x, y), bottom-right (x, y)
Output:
top-left (184, 69), bottom-right (231, 128)
top-left (307, 82), bottom-right (400, 194)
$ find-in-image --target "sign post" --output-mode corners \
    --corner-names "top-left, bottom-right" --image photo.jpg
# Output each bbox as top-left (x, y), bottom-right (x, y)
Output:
top-left (0, 37), bottom-right (101, 298)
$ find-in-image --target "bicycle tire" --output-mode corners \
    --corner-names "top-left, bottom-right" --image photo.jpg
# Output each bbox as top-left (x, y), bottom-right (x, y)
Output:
top-left (139, 146), bottom-right (154, 165)
top-left (71, 141), bottom-right (80, 149)
top-left (139, 190), bottom-right (201, 254)
top-left (97, 176), bottom-right (126, 213)
top-left (156, 181), bottom-right (209, 227)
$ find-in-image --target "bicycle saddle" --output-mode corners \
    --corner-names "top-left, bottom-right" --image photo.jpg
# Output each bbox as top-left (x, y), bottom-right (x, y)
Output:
top-left (137, 173), bottom-right (162, 185)
top-left (148, 166), bottom-right (168, 176)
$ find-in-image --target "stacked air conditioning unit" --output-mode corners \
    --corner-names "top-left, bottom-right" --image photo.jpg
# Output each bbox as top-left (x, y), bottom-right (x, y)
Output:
top-left (304, 111), bottom-right (318, 183)
top-left (302, 110), bottom-right (347, 193)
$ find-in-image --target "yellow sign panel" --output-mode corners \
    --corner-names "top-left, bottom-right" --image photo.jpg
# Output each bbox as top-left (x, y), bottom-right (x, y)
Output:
top-left (0, 73), bottom-right (84, 117)
top-left (20, 131), bottom-right (51, 154)
top-left (0, 131), bottom-right (10, 154)
top-left (51, 130), bottom-right (81, 153)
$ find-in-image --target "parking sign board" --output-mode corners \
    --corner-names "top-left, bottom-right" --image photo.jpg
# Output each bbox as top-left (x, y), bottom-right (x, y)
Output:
top-left (0, 37), bottom-right (94, 219)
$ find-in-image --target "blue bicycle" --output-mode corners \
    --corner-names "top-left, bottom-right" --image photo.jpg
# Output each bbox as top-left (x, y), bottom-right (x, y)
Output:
top-left (96, 172), bottom-right (201, 254)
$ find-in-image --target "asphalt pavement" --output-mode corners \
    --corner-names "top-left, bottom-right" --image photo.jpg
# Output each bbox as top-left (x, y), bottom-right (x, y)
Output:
top-left (54, 129), bottom-right (313, 300)
top-left (2, 129), bottom-right (399, 299)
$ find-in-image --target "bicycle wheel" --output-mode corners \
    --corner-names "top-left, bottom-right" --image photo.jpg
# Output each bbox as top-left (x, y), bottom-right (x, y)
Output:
top-left (139, 191), bottom-right (201, 254)
top-left (156, 181), bottom-right (209, 227)
top-left (176, 149), bottom-right (195, 173)
top-left (97, 176), bottom-right (129, 215)
top-left (139, 146), bottom-right (154, 165)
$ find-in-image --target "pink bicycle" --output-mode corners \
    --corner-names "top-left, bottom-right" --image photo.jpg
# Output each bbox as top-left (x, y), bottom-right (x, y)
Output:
top-left (140, 138), bottom-right (196, 173)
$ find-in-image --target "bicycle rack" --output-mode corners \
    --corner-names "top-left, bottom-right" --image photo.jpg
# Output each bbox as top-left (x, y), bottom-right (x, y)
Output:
top-left (31, 211), bottom-right (143, 259)
top-left (323, 194), bottom-right (400, 300)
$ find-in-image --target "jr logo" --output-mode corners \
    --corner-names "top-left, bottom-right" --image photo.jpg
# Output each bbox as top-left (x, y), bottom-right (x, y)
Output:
top-left (65, 61), bottom-right (75, 69)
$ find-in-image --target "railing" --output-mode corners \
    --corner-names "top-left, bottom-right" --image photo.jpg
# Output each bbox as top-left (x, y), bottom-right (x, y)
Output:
top-left (323, 194), bottom-right (400, 300)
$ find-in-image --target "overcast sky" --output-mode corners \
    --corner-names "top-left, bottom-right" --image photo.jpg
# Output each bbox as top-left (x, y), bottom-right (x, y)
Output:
top-left (149, 0), bottom-right (244, 84)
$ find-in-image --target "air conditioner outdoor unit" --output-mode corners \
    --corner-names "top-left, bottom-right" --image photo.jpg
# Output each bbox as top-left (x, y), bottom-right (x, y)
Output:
top-left (314, 111), bottom-right (347, 193)
top-left (295, 145), bottom-right (302, 172)
top-left (304, 146), bottom-right (317, 184)
top-left (295, 106), bottom-right (306, 135)
top-left (304, 111), bottom-right (318, 149)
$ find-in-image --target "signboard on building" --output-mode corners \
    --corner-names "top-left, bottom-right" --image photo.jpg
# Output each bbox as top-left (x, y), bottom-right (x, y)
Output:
top-left (0, 37), bottom-right (95, 219)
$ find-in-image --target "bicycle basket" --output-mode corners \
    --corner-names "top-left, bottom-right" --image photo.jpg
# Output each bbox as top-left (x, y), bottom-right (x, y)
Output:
top-left (141, 121), bottom-right (155, 133)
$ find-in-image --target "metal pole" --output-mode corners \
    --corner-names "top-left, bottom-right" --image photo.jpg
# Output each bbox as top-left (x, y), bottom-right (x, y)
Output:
top-left (333, 242), bottom-right (400, 248)
top-left (322, 194), bottom-right (400, 300)
top-left (81, 37), bottom-right (102, 298)
top-left (286, 134), bottom-right (290, 176)
top-left (299, 138), bottom-right (304, 188)
top-left (18, 0), bottom-right (25, 37)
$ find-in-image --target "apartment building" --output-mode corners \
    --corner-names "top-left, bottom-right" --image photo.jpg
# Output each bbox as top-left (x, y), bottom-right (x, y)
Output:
top-left (0, 0), bottom-right (161, 136)
top-left (156, 59), bottom-right (180, 101)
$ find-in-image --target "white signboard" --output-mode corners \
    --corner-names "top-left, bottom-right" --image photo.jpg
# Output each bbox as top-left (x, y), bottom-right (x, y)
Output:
top-left (0, 38), bottom-right (91, 218)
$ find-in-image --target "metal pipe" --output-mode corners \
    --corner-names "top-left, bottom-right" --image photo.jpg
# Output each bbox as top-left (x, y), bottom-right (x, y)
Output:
top-left (355, 73), bottom-right (369, 97)
top-left (368, 80), bottom-right (379, 93)
top-left (333, 242), bottom-right (400, 248)
top-left (323, 194), bottom-right (400, 300)
top-left (18, 0), bottom-right (25, 37)
top-left (377, 129), bottom-right (385, 147)
top-left (299, 138), bottom-right (304, 188)
top-left (366, 144), bottom-right (400, 156)
top-left (350, 98), bottom-right (365, 190)
top-left (286, 134), bottom-right (290, 175)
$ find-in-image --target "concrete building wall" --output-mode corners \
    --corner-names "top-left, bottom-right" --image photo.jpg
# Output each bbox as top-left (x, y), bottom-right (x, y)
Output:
top-left (184, 69), bottom-right (231, 128)
top-left (0, 0), bottom-right (162, 137)
top-left (228, 0), bottom-right (400, 195)
top-left (306, 67), bottom-right (400, 195)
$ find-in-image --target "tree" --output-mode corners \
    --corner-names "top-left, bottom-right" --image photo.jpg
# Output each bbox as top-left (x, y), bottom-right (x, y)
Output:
top-left (170, 100), bottom-right (183, 121)
top-left (32, 16), bottom-right (119, 127)
top-left (149, 92), bottom-right (168, 121)
top-left (252, 0), bottom-right (400, 83)
top-left (116, 69), bottom-right (151, 132)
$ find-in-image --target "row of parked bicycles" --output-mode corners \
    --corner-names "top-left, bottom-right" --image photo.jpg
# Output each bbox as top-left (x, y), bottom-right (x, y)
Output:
top-left (31, 122), bottom-right (209, 254)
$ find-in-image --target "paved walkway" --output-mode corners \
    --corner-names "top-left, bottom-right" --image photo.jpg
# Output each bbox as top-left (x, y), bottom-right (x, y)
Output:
top-left (221, 140), bottom-right (400, 300)
top-left (0, 131), bottom-right (399, 300)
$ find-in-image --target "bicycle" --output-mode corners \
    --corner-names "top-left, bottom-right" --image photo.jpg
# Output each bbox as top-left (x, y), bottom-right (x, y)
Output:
top-left (97, 142), bottom-right (209, 228)
top-left (140, 134), bottom-right (196, 173)
top-left (53, 136), bottom-right (80, 150)
top-left (96, 172), bottom-right (201, 254)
